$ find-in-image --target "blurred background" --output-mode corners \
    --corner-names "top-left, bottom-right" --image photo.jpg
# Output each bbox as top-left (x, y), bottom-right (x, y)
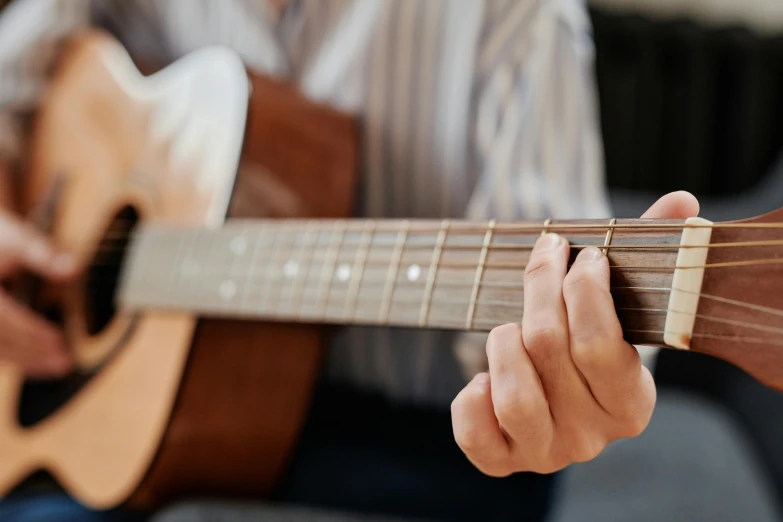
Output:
top-left (2, 0), bottom-right (783, 521)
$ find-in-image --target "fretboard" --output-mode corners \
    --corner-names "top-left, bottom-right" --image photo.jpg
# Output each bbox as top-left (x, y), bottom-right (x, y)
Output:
top-left (117, 218), bottom-right (685, 346)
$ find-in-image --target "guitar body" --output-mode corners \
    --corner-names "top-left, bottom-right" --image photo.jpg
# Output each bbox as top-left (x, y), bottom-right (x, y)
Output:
top-left (0, 31), bottom-right (359, 509)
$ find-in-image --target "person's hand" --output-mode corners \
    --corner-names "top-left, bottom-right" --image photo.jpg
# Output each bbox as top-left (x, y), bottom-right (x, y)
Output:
top-left (451, 191), bottom-right (699, 476)
top-left (0, 208), bottom-right (77, 378)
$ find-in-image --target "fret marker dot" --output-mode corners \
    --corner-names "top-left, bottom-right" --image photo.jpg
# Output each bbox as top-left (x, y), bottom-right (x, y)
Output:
top-left (407, 264), bottom-right (421, 282)
top-left (283, 260), bottom-right (299, 279)
top-left (219, 280), bottom-right (237, 300)
top-left (230, 236), bottom-right (247, 255)
top-left (336, 263), bottom-right (351, 282)
top-left (181, 259), bottom-right (199, 276)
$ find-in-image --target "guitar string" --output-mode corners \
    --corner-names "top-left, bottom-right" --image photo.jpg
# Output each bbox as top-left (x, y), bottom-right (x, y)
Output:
top-left (141, 278), bottom-right (783, 335)
top-left (618, 286), bottom-right (783, 318)
top-left (619, 308), bottom-right (783, 336)
top-left (94, 232), bottom-right (783, 251)
top-left (624, 330), bottom-right (783, 347)
top-left (123, 269), bottom-right (783, 336)
top-left (87, 255), bottom-right (783, 271)
top-left (109, 218), bottom-right (783, 232)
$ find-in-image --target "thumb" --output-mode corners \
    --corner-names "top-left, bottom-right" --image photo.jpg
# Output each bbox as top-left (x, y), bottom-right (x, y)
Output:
top-left (640, 191), bottom-right (700, 220)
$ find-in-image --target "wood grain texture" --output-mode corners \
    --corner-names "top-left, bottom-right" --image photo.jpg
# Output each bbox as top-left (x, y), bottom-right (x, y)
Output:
top-left (692, 208), bottom-right (783, 392)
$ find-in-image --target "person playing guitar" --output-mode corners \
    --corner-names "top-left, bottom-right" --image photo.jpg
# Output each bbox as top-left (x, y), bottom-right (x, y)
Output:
top-left (0, 0), bottom-right (701, 521)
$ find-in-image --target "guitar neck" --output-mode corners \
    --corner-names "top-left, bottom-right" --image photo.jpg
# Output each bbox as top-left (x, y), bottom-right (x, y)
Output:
top-left (118, 217), bottom-right (690, 346)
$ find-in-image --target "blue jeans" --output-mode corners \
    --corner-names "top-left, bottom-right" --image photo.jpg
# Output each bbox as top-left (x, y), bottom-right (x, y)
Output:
top-left (2, 385), bottom-right (558, 522)
top-left (0, 494), bottom-right (144, 522)
top-left (272, 384), bottom-right (559, 521)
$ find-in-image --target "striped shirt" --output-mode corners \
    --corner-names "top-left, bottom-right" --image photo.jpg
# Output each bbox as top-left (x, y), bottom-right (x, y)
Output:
top-left (0, 0), bottom-right (612, 407)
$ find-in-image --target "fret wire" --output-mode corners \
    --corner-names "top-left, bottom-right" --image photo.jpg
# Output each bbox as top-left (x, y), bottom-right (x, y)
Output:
top-left (276, 224), bottom-right (304, 311)
top-left (379, 220), bottom-right (409, 324)
top-left (289, 222), bottom-right (319, 318)
top-left (541, 218), bottom-right (551, 237)
top-left (419, 219), bottom-right (450, 327)
top-left (466, 220), bottom-right (496, 329)
top-left (242, 226), bottom-right (265, 312)
top-left (602, 218), bottom-right (617, 255)
top-left (317, 220), bottom-right (346, 317)
top-left (258, 228), bottom-right (285, 313)
top-left (166, 230), bottom-right (188, 304)
top-left (266, 224), bottom-right (299, 311)
top-left (177, 230), bottom-right (199, 309)
top-left (225, 222), bottom-right (248, 312)
top-left (344, 220), bottom-right (376, 321)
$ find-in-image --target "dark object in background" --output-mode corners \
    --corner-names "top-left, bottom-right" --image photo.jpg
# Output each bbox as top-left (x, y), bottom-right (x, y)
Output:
top-left (591, 8), bottom-right (783, 196)
top-left (591, 6), bottom-right (783, 506)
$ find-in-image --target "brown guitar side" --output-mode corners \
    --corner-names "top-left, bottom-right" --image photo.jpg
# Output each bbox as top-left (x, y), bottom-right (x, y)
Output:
top-left (128, 67), bottom-right (360, 508)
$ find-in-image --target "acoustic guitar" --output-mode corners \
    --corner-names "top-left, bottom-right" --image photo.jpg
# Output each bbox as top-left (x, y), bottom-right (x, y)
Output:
top-left (1, 30), bottom-right (783, 511)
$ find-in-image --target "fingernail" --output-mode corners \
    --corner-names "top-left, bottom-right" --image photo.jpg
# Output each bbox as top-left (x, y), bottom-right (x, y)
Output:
top-left (575, 246), bottom-right (603, 263)
top-left (537, 233), bottom-right (563, 250)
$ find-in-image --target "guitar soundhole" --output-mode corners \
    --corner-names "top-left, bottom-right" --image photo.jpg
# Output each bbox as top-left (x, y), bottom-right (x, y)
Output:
top-left (17, 206), bottom-right (140, 428)
top-left (85, 206), bottom-right (139, 335)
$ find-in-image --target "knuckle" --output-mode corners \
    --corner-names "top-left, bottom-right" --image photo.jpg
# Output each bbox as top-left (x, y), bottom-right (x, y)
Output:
top-left (525, 247), bottom-right (563, 283)
top-left (570, 334), bottom-right (610, 369)
top-left (488, 322), bottom-right (523, 342)
top-left (616, 409), bottom-right (653, 439)
top-left (486, 323), bottom-right (523, 357)
top-left (570, 325), bottom-right (624, 371)
top-left (451, 389), bottom-right (493, 456)
top-left (473, 459), bottom-right (512, 478)
top-left (453, 422), bottom-right (492, 456)
top-left (621, 416), bottom-right (649, 439)
top-left (523, 260), bottom-right (548, 283)
top-left (494, 387), bottom-right (541, 428)
top-left (563, 265), bottom-right (600, 294)
top-left (528, 450), bottom-right (571, 474)
top-left (563, 265), bottom-right (612, 307)
top-left (567, 433), bottom-right (607, 463)
top-left (523, 323), bottom-right (565, 356)
top-left (533, 461), bottom-right (568, 475)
